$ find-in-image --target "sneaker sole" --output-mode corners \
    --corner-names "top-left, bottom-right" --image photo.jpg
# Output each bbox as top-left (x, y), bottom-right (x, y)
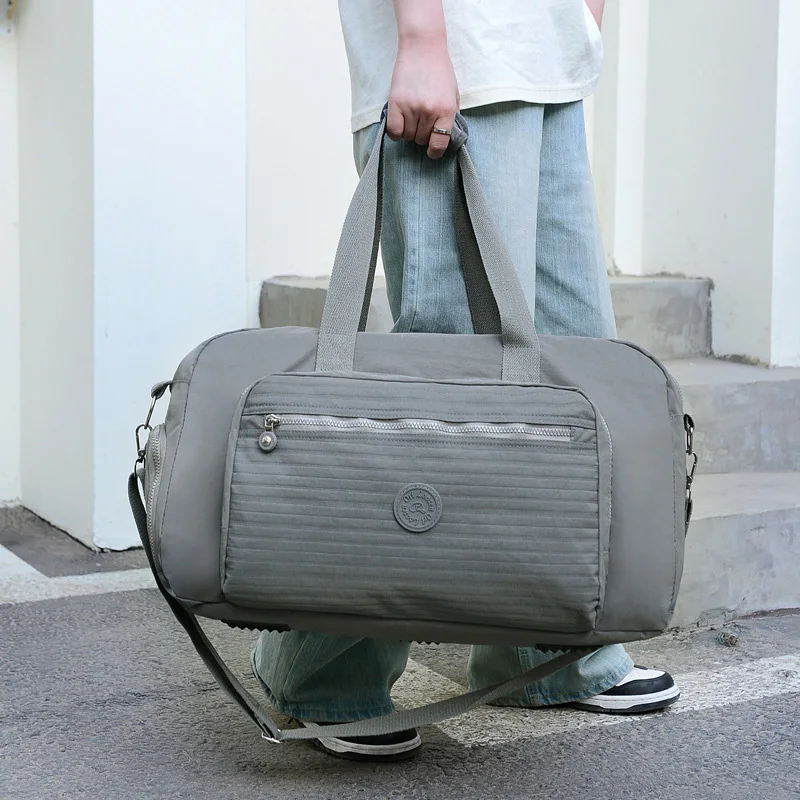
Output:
top-left (570, 687), bottom-right (681, 715)
top-left (301, 723), bottom-right (422, 763)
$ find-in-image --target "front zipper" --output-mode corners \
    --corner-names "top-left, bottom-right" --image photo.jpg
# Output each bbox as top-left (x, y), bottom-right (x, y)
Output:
top-left (256, 413), bottom-right (572, 452)
top-left (145, 424), bottom-right (165, 549)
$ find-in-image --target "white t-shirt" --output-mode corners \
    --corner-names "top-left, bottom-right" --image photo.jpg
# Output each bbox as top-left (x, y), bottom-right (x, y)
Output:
top-left (338, 0), bottom-right (603, 132)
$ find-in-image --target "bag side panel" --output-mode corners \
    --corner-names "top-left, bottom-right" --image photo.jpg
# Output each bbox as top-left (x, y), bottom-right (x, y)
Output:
top-left (158, 329), bottom-right (318, 601)
top-left (668, 410), bottom-right (688, 621)
top-left (538, 336), bottom-right (682, 634)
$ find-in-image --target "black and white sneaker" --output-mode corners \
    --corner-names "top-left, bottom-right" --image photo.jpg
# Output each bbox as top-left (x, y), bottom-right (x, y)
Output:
top-left (570, 665), bottom-right (680, 714)
top-left (299, 721), bottom-right (422, 762)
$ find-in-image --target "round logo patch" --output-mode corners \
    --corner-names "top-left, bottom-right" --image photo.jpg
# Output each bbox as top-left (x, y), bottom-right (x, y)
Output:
top-left (394, 483), bottom-right (442, 533)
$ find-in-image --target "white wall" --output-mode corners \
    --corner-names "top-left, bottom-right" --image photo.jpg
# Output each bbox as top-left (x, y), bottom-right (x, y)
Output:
top-left (247, 0), bottom-right (357, 289)
top-left (91, 0), bottom-right (247, 549)
top-left (770, 0), bottom-right (800, 367)
top-left (15, 0), bottom-right (247, 549)
top-left (593, 0), bottom-right (797, 364)
top-left (0, 35), bottom-right (20, 504)
top-left (591, 0), bottom-right (651, 275)
top-left (588, 0), bottom-right (619, 266)
top-left (643, 0), bottom-right (779, 362)
top-left (17, 0), bottom-right (95, 536)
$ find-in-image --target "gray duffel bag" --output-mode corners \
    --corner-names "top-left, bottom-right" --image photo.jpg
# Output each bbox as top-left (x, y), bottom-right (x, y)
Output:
top-left (129, 117), bottom-right (697, 744)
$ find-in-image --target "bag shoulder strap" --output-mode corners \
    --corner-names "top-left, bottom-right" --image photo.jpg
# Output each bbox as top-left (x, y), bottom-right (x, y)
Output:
top-left (128, 473), bottom-right (595, 742)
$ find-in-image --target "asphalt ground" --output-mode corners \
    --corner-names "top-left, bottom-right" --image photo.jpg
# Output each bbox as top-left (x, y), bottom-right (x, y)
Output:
top-left (2, 516), bottom-right (799, 800)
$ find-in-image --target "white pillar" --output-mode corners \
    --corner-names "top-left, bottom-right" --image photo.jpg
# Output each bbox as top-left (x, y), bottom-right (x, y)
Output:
top-left (642, 0), bottom-right (780, 363)
top-left (246, 0), bottom-right (356, 291)
top-left (593, 0), bottom-right (799, 366)
top-left (17, 0), bottom-right (247, 548)
top-left (770, 0), bottom-right (800, 367)
top-left (0, 33), bottom-right (20, 505)
top-left (591, 0), bottom-right (650, 276)
top-left (17, 0), bottom-right (95, 539)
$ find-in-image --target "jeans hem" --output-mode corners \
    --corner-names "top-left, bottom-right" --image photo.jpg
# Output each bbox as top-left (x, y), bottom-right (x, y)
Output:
top-left (487, 654), bottom-right (634, 708)
top-left (250, 648), bottom-right (395, 723)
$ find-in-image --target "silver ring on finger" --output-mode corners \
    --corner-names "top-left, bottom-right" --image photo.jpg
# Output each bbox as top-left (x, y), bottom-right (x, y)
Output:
top-left (432, 127), bottom-right (452, 136)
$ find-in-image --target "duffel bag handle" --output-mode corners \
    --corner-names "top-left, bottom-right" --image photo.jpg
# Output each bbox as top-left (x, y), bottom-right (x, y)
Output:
top-left (315, 113), bottom-right (542, 384)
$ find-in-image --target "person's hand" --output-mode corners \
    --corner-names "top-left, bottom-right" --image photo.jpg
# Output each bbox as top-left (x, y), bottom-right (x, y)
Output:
top-left (387, 35), bottom-right (459, 160)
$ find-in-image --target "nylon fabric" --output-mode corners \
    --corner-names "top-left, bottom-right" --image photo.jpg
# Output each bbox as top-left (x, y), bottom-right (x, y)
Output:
top-left (456, 147), bottom-right (541, 383)
top-left (455, 160), bottom-right (501, 334)
top-left (152, 325), bottom-right (684, 641)
top-left (223, 374), bottom-right (605, 633)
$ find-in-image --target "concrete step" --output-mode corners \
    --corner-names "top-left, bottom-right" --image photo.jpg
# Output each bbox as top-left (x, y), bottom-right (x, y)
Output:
top-left (260, 274), bottom-right (712, 359)
top-left (610, 275), bottom-right (711, 359)
top-left (672, 472), bottom-right (800, 627)
top-left (666, 358), bottom-right (800, 474)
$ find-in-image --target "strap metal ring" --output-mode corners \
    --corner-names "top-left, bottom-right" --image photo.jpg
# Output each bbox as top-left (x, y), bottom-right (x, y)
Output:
top-left (432, 126), bottom-right (452, 136)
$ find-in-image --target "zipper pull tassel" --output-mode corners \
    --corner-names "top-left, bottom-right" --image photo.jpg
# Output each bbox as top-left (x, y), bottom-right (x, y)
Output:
top-left (259, 414), bottom-right (281, 453)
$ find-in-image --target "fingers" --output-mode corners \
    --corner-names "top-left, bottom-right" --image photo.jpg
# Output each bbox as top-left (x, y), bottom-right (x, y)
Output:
top-left (387, 42), bottom-right (459, 155)
top-left (388, 101), bottom-right (420, 143)
top-left (402, 113), bottom-right (418, 143)
top-left (386, 102), bottom-right (405, 141)
top-left (387, 101), bottom-right (455, 158)
top-left (427, 113), bottom-right (455, 160)
top-left (414, 110), bottom-right (437, 146)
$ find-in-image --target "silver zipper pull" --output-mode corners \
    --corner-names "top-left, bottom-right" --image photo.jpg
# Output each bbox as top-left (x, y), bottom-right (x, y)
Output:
top-left (258, 414), bottom-right (281, 452)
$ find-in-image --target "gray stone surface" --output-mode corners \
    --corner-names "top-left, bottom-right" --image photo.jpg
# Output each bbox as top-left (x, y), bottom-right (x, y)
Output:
top-left (260, 275), bottom-right (393, 334)
top-left (2, 588), bottom-right (799, 800)
top-left (260, 275), bottom-right (712, 359)
top-left (674, 472), bottom-right (800, 626)
top-left (611, 275), bottom-right (711, 359)
top-left (0, 506), bottom-right (147, 576)
top-left (667, 358), bottom-right (800, 474)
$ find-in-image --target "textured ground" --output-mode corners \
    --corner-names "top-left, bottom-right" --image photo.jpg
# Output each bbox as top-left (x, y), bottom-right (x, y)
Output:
top-left (2, 516), bottom-right (799, 800)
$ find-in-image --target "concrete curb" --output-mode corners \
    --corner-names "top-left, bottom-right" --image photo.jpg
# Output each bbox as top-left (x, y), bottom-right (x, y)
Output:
top-left (673, 472), bottom-right (800, 626)
top-left (668, 358), bottom-right (800, 474)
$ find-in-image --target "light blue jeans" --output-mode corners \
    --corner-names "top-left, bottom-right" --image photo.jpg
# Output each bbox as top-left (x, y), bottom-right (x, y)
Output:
top-left (253, 101), bottom-right (632, 722)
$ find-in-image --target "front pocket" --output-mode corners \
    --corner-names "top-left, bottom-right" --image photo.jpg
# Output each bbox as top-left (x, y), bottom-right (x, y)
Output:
top-left (221, 373), bottom-right (611, 635)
